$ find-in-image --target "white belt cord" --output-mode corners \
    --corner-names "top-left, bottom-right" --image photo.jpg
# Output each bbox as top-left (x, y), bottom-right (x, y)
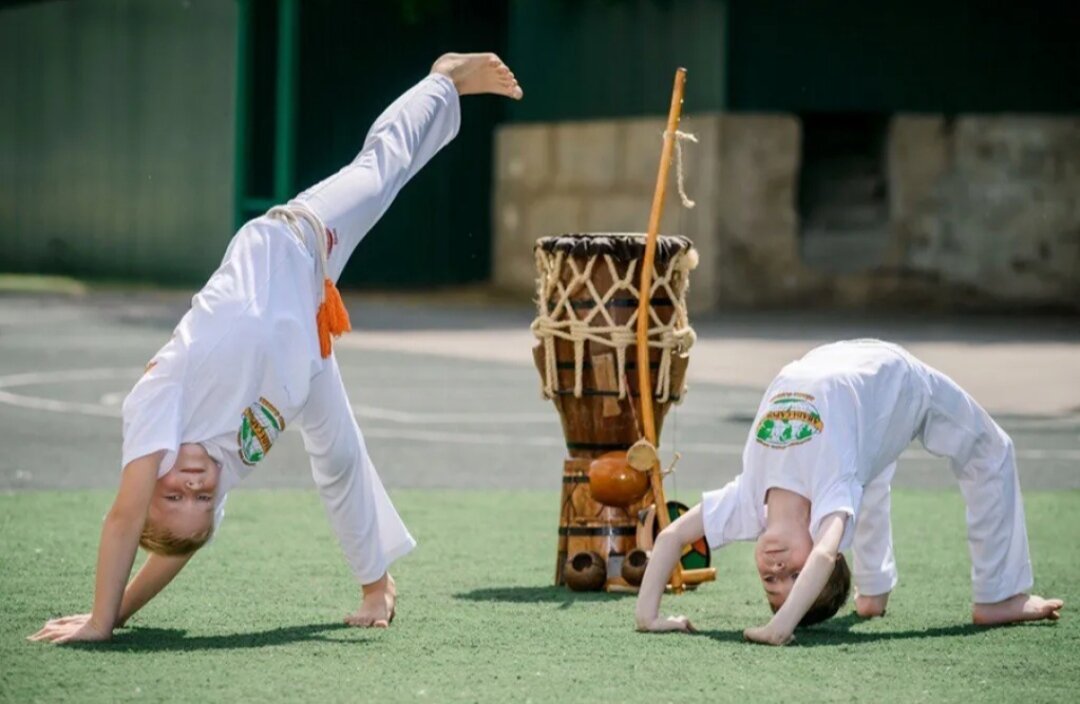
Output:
top-left (266, 203), bottom-right (351, 358)
top-left (267, 203), bottom-right (332, 305)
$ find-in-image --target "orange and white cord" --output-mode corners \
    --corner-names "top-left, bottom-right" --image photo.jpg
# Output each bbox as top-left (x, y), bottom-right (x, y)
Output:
top-left (267, 204), bottom-right (352, 358)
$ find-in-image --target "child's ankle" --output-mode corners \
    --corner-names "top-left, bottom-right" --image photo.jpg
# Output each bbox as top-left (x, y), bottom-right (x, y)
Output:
top-left (361, 572), bottom-right (389, 596)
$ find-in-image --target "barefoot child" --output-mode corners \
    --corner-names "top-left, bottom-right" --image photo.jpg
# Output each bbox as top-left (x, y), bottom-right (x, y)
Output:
top-left (30, 53), bottom-right (523, 645)
top-left (635, 339), bottom-right (1064, 644)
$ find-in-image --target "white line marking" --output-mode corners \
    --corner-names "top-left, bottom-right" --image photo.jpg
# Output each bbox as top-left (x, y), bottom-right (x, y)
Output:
top-left (351, 404), bottom-right (556, 425)
top-left (0, 368), bottom-right (560, 427)
top-left (0, 390), bottom-right (123, 418)
top-left (0, 368), bottom-right (139, 388)
top-left (361, 427), bottom-right (565, 448)
top-left (337, 364), bottom-right (531, 381)
top-left (0, 368), bottom-right (138, 419)
top-left (1, 367), bottom-right (1078, 460)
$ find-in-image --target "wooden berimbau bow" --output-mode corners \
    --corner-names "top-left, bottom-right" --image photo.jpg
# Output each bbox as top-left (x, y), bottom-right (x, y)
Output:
top-left (630, 67), bottom-right (716, 594)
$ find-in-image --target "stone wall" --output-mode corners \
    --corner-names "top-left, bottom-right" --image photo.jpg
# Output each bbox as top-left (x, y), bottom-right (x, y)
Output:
top-left (494, 114), bottom-right (1080, 311)
top-left (891, 117), bottom-right (1080, 306)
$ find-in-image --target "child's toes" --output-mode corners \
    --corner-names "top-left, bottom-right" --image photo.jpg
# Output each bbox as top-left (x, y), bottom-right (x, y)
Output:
top-left (344, 613), bottom-right (372, 627)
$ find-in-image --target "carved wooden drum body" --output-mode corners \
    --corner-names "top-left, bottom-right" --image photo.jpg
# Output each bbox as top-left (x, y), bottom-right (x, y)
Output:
top-left (531, 233), bottom-right (698, 589)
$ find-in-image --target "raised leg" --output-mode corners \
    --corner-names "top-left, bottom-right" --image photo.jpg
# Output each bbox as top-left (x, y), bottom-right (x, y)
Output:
top-left (290, 53), bottom-right (521, 282)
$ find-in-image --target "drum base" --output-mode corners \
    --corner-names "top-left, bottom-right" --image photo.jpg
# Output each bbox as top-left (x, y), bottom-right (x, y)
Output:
top-left (554, 456), bottom-right (718, 592)
top-left (556, 457), bottom-right (648, 588)
top-left (604, 569), bottom-right (717, 594)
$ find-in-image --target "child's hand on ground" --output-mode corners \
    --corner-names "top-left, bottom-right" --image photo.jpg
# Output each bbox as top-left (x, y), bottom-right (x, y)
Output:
top-left (636, 615), bottom-right (696, 633)
top-left (743, 623), bottom-right (794, 646)
top-left (28, 614), bottom-right (111, 645)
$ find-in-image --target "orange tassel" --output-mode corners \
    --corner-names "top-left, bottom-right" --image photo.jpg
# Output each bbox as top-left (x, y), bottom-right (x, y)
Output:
top-left (316, 278), bottom-right (352, 358)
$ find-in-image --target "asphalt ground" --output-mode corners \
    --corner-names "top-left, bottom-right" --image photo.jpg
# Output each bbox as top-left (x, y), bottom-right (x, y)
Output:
top-left (1, 290), bottom-right (1078, 496)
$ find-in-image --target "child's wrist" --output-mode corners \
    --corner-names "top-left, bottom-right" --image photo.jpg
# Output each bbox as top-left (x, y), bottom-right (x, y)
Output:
top-left (766, 614), bottom-right (794, 638)
top-left (361, 572), bottom-right (389, 595)
top-left (634, 609), bottom-right (657, 630)
top-left (88, 613), bottom-right (115, 634)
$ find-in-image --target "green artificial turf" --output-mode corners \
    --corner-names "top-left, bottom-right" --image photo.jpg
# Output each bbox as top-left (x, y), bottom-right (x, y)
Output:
top-left (2, 489), bottom-right (1077, 703)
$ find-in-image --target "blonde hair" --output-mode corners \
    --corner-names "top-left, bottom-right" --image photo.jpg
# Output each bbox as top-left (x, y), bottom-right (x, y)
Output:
top-left (139, 520), bottom-right (213, 556)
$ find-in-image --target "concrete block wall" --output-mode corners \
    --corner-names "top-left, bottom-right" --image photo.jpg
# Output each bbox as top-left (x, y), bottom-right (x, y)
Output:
top-left (892, 116), bottom-right (1080, 306)
top-left (494, 113), bottom-right (1080, 311)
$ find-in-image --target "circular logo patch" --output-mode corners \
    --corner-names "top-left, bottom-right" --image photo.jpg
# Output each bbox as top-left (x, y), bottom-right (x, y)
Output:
top-left (237, 397), bottom-right (285, 466)
top-left (755, 393), bottom-right (824, 449)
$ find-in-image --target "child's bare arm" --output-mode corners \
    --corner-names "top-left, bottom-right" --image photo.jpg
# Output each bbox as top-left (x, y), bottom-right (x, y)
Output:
top-left (634, 504), bottom-right (704, 633)
top-left (744, 512), bottom-right (847, 645)
top-left (116, 553), bottom-right (193, 626)
top-left (29, 452), bottom-right (162, 645)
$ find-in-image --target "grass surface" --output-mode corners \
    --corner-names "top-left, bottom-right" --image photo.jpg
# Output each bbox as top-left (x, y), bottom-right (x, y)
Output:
top-left (2, 489), bottom-right (1078, 703)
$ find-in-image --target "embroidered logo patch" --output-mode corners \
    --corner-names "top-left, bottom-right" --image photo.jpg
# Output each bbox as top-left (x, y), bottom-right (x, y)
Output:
top-left (238, 397), bottom-right (285, 466)
top-left (755, 392), bottom-right (824, 449)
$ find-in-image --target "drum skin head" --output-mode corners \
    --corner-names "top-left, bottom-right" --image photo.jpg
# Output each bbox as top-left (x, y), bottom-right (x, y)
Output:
top-left (535, 233), bottom-right (694, 263)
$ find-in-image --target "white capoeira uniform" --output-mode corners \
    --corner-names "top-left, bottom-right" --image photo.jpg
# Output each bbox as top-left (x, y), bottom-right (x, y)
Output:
top-left (121, 74), bottom-right (461, 584)
top-left (702, 339), bottom-right (1033, 604)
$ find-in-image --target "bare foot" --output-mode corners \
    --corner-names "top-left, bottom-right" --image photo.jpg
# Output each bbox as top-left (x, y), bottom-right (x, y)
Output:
top-left (431, 52), bottom-right (523, 100)
top-left (972, 593), bottom-right (1063, 626)
top-left (855, 592), bottom-right (890, 618)
top-left (345, 573), bottom-right (397, 628)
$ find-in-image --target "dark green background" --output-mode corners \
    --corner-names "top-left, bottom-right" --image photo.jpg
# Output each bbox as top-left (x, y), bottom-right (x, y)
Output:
top-left (2, 0), bottom-right (1078, 287)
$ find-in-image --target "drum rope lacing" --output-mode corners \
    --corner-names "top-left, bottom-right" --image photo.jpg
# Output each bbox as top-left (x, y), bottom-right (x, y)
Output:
top-left (530, 244), bottom-right (698, 403)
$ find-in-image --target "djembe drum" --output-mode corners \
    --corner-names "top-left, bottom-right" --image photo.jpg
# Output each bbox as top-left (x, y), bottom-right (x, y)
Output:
top-left (531, 233), bottom-right (699, 590)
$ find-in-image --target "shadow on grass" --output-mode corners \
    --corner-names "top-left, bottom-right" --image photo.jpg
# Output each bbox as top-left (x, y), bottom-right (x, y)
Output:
top-left (454, 585), bottom-right (634, 605)
top-left (697, 612), bottom-right (1058, 647)
top-left (68, 622), bottom-right (362, 652)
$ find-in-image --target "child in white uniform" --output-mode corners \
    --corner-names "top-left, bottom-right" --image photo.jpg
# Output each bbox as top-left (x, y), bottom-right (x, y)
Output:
top-left (635, 339), bottom-right (1063, 643)
top-left (30, 53), bottom-right (523, 645)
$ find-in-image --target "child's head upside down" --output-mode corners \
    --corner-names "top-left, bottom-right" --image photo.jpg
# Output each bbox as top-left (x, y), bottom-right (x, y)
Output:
top-left (139, 443), bottom-right (220, 556)
top-left (754, 489), bottom-right (852, 626)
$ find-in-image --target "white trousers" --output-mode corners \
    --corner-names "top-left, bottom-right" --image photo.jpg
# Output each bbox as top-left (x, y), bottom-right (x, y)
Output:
top-left (289, 74), bottom-right (460, 583)
top-left (293, 73), bottom-right (461, 283)
top-left (853, 362), bottom-right (1034, 604)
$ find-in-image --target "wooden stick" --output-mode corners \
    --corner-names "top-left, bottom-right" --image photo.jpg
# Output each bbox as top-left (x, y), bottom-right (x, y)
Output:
top-left (679, 568), bottom-right (717, 585)
top-left (636, 67), bottom-right (688, 592)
